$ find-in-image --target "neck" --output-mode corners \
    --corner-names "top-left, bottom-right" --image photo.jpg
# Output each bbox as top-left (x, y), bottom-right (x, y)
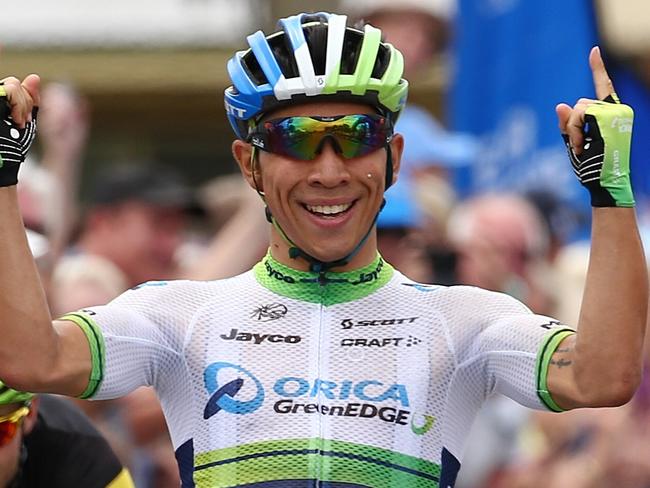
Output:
top-left (254, 250), bottom-right (394, 305)
top-left (268, 226), bottom-right (380, 273)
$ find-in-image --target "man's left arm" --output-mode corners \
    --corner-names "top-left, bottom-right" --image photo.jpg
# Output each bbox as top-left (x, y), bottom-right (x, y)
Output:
top-left (546, 47), bottom-right (648, 409)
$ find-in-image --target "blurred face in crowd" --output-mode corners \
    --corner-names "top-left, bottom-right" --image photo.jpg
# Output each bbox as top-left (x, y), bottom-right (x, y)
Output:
top-left (448, 195), bottom-right (547, 297)
top-left (367, 11), bottom-right (441, 77)
top-left (0, 402), bottom-right (37, 488)
top-left (233, 102), bottom-right (403, 270)
top-left (86, 202), bottom-right (186, 286)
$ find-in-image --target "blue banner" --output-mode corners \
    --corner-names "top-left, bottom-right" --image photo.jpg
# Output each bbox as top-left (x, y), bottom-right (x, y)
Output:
top-left (612, 66), bottom-right (650, 215)
top-left (450, 0), bottom-right (598, 216)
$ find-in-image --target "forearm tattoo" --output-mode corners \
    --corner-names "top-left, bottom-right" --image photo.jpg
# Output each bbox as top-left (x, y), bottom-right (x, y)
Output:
top-left (550, 347), bottom-right (573, 369)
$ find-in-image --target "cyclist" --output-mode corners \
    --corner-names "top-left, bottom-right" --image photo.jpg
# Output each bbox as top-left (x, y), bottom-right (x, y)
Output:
top-left (0, 12), bottom-right (646, 488)
top-left (0, 381), bottom-right (134, 487)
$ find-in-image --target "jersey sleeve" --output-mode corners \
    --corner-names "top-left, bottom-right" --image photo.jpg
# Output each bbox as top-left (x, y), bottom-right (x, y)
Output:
top-left (60, 280), bottom-right (199, 400)
top-left (445, 286), bottom-right (574, 412)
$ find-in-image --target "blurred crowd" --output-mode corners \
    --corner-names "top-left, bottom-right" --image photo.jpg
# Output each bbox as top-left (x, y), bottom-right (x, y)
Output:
top-left (8, 1), bottom-right (650, 487)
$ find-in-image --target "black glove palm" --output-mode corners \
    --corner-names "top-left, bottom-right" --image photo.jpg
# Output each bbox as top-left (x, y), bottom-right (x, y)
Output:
top-left (0, 100), bottom-right (37, 187)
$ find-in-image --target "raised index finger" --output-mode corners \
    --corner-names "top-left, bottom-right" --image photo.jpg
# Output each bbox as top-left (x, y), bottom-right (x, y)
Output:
top-left (590, 46), bottom-right (615, 100)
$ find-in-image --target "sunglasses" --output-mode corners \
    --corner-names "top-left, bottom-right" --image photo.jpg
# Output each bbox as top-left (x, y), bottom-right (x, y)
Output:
top-left (0, 406), bottom-right (30, 447)
top-left (249, 114), bottom-right (393, 161)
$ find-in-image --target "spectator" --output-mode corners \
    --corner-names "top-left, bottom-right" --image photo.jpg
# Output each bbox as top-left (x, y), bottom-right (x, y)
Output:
top-left (0, 381), bottom-right (134, 487)
top-left (340, 0), bottom-right (478, 185)
top-left (447, 193), bottom-right (554, 314)
top-left (52, 163), bottom-right (199, 305)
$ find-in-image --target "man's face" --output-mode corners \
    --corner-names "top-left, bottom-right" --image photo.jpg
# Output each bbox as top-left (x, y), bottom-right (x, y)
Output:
top-left (103, 202), bottom-right (186, 286)
top-left (234, 102), bottom-right (402, 270)
top-left (0, 404), bottom-right (27, 487)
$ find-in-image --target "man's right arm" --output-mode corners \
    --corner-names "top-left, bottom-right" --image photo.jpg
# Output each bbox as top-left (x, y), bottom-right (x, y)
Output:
top-left (0, 76), bottom-right (92, 396)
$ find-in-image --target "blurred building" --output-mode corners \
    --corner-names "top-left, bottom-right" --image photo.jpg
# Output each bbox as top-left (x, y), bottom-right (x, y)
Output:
top-left (0, 0), bottom-right (446, 191)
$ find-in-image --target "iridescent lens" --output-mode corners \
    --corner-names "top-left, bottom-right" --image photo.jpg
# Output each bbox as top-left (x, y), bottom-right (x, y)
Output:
top-left (254, 114), bottom-right (391, 160)
top-left (0, 420), bottom-right (18, 447)
top-left (0, 407), bottom-right (29, 447)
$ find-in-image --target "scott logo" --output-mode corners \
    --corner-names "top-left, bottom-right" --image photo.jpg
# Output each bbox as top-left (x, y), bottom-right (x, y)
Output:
top-left (220, 328), bottom-right (301, 344)
top-left (203, 362), bottom-right (264, 418)
top-left (341, 317), bottom-right (418, 329)
top-left (224, 101), bottom-right (246, 118)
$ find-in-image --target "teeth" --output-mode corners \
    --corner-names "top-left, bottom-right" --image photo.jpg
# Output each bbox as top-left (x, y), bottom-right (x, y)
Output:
top-left (306, 203), bottom-right (352, 215)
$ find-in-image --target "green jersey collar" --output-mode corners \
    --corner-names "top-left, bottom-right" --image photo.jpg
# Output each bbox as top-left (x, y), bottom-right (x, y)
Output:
top-left (253, 251), bottom-right (394, 305)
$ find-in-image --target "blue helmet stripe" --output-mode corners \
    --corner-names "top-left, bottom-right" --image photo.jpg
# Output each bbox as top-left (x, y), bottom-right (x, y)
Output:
top-left (247, 31), bottom-right (283, 88)
top-left (279, 12), bottom-right (332, 52)
top-left (227, 53), bottom-right (259, 98)
top-left (278, 14), bottom-right (309, 51)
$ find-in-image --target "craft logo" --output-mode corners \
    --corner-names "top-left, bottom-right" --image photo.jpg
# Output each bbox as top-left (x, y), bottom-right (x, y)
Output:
top-left (340, 336), bottom-right (422, 348)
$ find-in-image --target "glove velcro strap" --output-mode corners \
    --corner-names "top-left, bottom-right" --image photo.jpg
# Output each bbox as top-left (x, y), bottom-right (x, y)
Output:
top-left (0, 99), bottom-right (37, 188)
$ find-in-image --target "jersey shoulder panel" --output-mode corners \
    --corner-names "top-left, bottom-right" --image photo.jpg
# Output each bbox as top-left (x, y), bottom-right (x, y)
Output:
top-left (83, 271), bottom-right (259, 349)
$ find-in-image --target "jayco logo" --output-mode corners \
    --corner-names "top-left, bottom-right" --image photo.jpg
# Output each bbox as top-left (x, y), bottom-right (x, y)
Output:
top-left (264, 261), bottom-right (296, 283)
top-left (220, 328), bottom-right (301, 344)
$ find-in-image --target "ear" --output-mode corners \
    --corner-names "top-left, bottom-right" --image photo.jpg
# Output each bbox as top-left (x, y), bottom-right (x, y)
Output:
top-left (232, 139), bottom-right (261, 192)
top-left (22, 397), bottom-right (40, 435)
top-left (389, 133), bottom-right (404, 186)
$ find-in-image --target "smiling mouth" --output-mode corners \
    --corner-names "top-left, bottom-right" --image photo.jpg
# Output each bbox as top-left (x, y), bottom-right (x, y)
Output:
top-left (304, 202), bottom-right (355, 218)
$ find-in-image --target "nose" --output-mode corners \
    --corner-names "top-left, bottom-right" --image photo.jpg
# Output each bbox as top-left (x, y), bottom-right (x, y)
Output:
top-left (306, 140), bottom-right (350, 188)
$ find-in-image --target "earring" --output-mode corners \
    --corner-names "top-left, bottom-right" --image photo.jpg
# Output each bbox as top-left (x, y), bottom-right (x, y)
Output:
top-left (367, 173), bottom-right (373, 179)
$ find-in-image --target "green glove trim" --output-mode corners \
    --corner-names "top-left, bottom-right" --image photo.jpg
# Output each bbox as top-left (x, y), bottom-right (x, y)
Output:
top-left (585, 100), bottom-right (634, 207)
top-left (563, 93), bottom-right (635, 207)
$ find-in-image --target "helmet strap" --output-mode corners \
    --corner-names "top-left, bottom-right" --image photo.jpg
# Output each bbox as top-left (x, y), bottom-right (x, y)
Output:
top-left (257, 144), bottom-right (392, 277)
top-left (268, 198), bottom-right (385, 276)
top-left (384, 142), bottom-right (394, 190)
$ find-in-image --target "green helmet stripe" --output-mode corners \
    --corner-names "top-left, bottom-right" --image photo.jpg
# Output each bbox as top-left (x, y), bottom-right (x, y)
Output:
top-left (350, 25), bottom-right (382, 95)
top-left (377, 44), bottom-right (408, 112)
top-left (323, 63), bottom-right (342, 95)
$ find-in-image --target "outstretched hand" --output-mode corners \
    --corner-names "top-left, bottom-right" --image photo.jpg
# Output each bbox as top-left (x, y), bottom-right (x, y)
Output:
top-left (556, 46), bottom-right (634, 208)
top-left (0, 74), bottom-right (41, 187)
top-left (0, 74), bottom-right (41, 127)
top-left (555, 46), bottom-right (614, 155)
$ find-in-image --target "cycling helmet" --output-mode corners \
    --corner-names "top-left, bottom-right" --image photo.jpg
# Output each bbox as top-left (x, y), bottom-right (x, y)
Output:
top-left (0, 381), bottom-right (34, 406)
top-left (224, 11), bottom-right (409, 139)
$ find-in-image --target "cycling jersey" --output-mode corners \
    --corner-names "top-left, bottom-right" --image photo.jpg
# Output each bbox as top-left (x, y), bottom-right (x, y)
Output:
top-left (62, 252), bottom-right (574, 488)
top-left (11, 395), bottom-right (133, 488)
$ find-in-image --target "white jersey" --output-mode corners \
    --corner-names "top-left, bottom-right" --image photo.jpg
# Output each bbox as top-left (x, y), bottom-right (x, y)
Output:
top-left (62, 253), bottom-right (573, 488)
